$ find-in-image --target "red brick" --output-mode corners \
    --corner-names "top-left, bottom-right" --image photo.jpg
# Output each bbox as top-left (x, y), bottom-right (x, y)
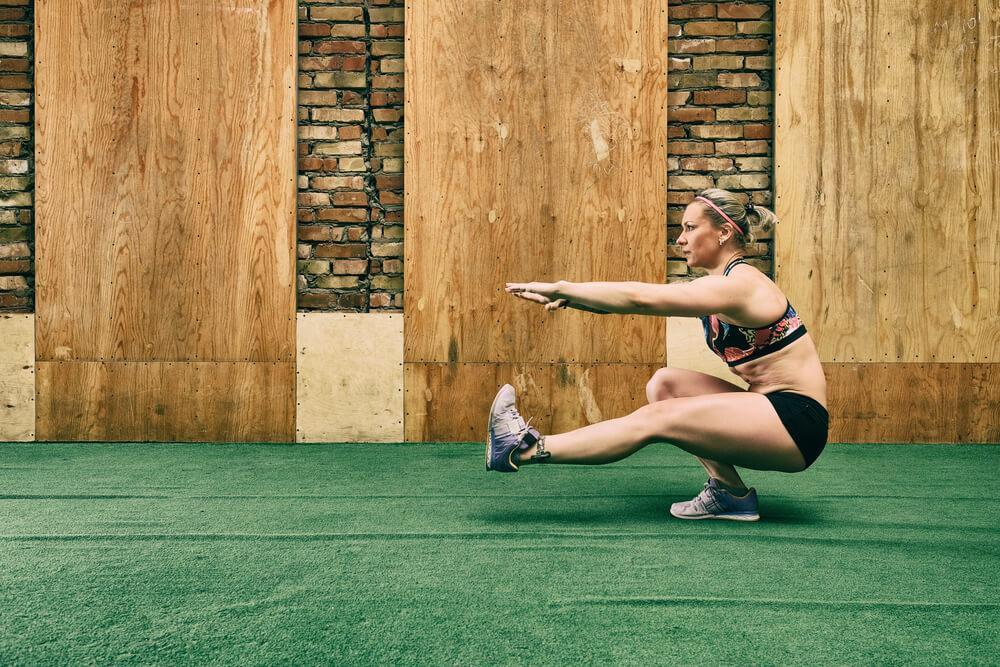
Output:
top-left (298, 293), bottom-right (336, 309)
top-left (299, 157), bottom-right (324, 170)
top-left (669, 39), bottom-right (716, 54)
top-left (667, 141), bottom-right (714, 155)
top-left (314, 41), bottom-right (366, 55)
top-left (333, 259), bottom-right (369, 275)
top-left (717, 3), bottom-right (770, 19)
top-left (680, 157), bottom-right (735, 172)
top-left (692, 89), bottom-right (746, 105)
top-left (0, 293), bottom-right (29, 309)
top-left (369, 293), bottom-right (392, 308)
top-left (338, 293), bottom-right (368, 309)
top-left (738, 21), bottom-right (773, 35)
top-left (715, 140), bottom-right (769, 155)
top-left (317, 207), bottom-right (368, 223)
top-left (743, 123), bottom-right (772, 139)
top-left (688, 124), bottom-right (743, 139)
top-left (670, 4), bottom-right (715, 19)
top-left (0, 74), bottom-right (29, 89)
top-left (0, 58), bottom-right (28, 72)
top-left (0, 259), bottom-right (29, 273)
top-left (669, 107), bottom-right (715, 123)
top-left (298, 23), bottom-right (333, 38)
top-left (0, 142), bottom-right (23, 157)
top-left (714, 38), bottom-right (769, 53)
top-left (0, 24), bottom-right (28, 37)
top-left (298, 225), bottom-right (340, 242)
top-left (314, 243), bottom-right (367, 258)
top-left (683, 21), bottom-right (737, 36)
top-left (0, 109), bottom-right (28, 122)
top-left (718, 72), bottom-right (762, 88)
top-left (333, 191), bottom-right (368, 206)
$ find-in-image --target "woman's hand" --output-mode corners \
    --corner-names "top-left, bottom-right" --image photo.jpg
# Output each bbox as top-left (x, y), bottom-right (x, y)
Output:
top-left (505, 282), bottom-right (567, 311)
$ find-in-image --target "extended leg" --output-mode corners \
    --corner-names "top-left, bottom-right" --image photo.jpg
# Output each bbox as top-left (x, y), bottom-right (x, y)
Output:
top-left (519, 391), bottom-right (806, 473)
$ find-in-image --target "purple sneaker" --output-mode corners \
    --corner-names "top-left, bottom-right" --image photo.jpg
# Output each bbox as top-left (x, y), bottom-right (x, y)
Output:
top-left (485, 384), bottom-right (541, 473)
top-left (669, 478), bottom-right (760, 521)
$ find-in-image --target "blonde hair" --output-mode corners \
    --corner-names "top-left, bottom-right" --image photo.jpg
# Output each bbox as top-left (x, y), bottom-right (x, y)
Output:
top-left (694, 188), bottom-right (778, 248)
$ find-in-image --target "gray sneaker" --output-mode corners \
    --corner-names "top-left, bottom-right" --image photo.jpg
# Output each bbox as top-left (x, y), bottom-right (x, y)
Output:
top-left (669, 478), bottom-right (760, 522)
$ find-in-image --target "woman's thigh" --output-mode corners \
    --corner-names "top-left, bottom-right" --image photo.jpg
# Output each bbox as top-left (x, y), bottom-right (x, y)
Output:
top-left (646, 367), bottom-right (746, 401)
top-left (648, 392), bottom-right (806, 472)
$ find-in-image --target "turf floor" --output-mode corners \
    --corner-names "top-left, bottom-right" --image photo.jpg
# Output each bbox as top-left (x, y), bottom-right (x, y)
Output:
top-left (0, 442), bottom-right (997, 665)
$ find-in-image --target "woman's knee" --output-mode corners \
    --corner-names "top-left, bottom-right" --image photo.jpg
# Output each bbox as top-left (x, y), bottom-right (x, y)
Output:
top-left (645, 367), bottom-right (682, 403)
top-left (633, 399), bottom-right (684, 443)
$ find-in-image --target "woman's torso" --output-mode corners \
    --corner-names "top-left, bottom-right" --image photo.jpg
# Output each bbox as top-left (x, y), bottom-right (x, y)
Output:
top-left (702, 258), bottom-right (827, 407)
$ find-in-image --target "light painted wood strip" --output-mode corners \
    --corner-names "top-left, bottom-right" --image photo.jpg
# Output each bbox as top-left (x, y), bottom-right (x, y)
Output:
top-left (296, 313), bottom-right (403, 443)
top-left (665, 316), bottom-right (748, 388)
top-left (0, 313), bottom-right (34, 441)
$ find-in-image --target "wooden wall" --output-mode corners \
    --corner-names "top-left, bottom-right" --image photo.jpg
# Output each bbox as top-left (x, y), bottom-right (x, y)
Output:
top-left (34, 0), bottom-right (297, 441)
top-left (404, 0), bottom-right (668, 440)
top-left (776, 0), bottom-right (1000, 442)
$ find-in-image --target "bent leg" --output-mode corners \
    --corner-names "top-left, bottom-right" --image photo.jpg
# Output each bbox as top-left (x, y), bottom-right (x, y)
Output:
top-left (521, 392), bottom-right (807, 473)
top-left (644, 367), bottom-right (748, 488)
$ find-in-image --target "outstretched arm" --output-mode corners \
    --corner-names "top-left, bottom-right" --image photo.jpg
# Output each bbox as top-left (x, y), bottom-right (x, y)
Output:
top-left (506, 277), bottom-right (748, 318)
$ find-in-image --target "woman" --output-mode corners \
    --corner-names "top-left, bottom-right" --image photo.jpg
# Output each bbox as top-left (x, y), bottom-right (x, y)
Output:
top-left (485, 188), bottom-right (829, 522)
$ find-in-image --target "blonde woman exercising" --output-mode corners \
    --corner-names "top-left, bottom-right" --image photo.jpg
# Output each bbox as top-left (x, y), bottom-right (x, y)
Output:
top-left (485, 188), bottom-right (829, 522)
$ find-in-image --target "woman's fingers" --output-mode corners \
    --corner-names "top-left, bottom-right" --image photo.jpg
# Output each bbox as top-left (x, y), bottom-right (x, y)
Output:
top-left (512, 291), bottom-right (550, 304)
top-left (505, 282), bottom-right (557, 297)
top-left (544, 299), bottom-right (567, 311)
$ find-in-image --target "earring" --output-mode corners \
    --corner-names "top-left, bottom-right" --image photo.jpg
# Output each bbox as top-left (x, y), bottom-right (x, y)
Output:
top-left (718, 238), bottom-right (724, 246)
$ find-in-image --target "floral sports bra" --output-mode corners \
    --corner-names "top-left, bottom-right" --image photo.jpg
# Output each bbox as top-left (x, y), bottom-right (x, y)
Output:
top-left (700, 258), bottom-right (807, 367)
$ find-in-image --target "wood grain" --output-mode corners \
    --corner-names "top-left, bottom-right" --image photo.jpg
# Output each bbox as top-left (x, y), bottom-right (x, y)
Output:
top-left (36, 362), bottom-right (295, 442)
top-left (824, 363), bottom-right (999, 443)
top-left (775, 0), bottom-right (1000, 363)
top-left (34, 0), bottom-right (297, 442)
top-left (405, 363), bottom-right (662, 442)
top-left (404, 0), bottom-right (667, 365)
top-left (35, 0), bottom-right (297, 362)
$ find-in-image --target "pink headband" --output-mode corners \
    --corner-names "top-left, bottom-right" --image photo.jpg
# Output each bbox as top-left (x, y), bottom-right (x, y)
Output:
top-left (696, 196), bottom-right (746, 237)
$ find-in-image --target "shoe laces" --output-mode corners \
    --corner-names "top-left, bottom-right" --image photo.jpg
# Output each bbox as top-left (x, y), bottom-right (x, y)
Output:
top-left (690, 482), bottom-right (718, 512)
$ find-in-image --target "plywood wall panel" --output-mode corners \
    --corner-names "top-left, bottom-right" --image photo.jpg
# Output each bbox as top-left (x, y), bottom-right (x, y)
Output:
top-left (824, 363), bottom-right (999, 443)
top-left (775, 0), bottom-right (1000, 364)
top-left (35, 0), bottom-right (296, 442)
top-left (405, 363), bottom-right (661, 443)
top-left (35, 0), bottom-right (297, 363)
top-left (405, 0), bottom-right (667, 366)
top-left (36, 361), bottom-right (295, 442)
top-left (296, 314), bottom-right (404, 443)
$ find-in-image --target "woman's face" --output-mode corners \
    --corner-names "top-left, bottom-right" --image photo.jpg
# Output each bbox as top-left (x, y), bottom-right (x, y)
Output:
top-left (677, 202), bottom-right (723, 268)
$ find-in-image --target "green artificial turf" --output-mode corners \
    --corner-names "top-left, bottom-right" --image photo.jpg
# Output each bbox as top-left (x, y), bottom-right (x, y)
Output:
top-left (0, 442), bottom-right (997, 665)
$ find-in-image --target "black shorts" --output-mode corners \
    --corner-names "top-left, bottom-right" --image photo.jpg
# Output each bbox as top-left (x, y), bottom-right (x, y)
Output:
top-left (764, 391), bottom-right (829, 469)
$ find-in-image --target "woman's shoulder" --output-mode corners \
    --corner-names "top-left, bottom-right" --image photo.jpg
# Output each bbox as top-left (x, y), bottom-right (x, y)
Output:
top-left (726, 263), bottom-right (790, 326)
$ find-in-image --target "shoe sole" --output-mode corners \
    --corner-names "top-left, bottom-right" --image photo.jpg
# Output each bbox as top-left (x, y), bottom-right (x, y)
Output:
top-left (670, 510), bottom-right (760, 522)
